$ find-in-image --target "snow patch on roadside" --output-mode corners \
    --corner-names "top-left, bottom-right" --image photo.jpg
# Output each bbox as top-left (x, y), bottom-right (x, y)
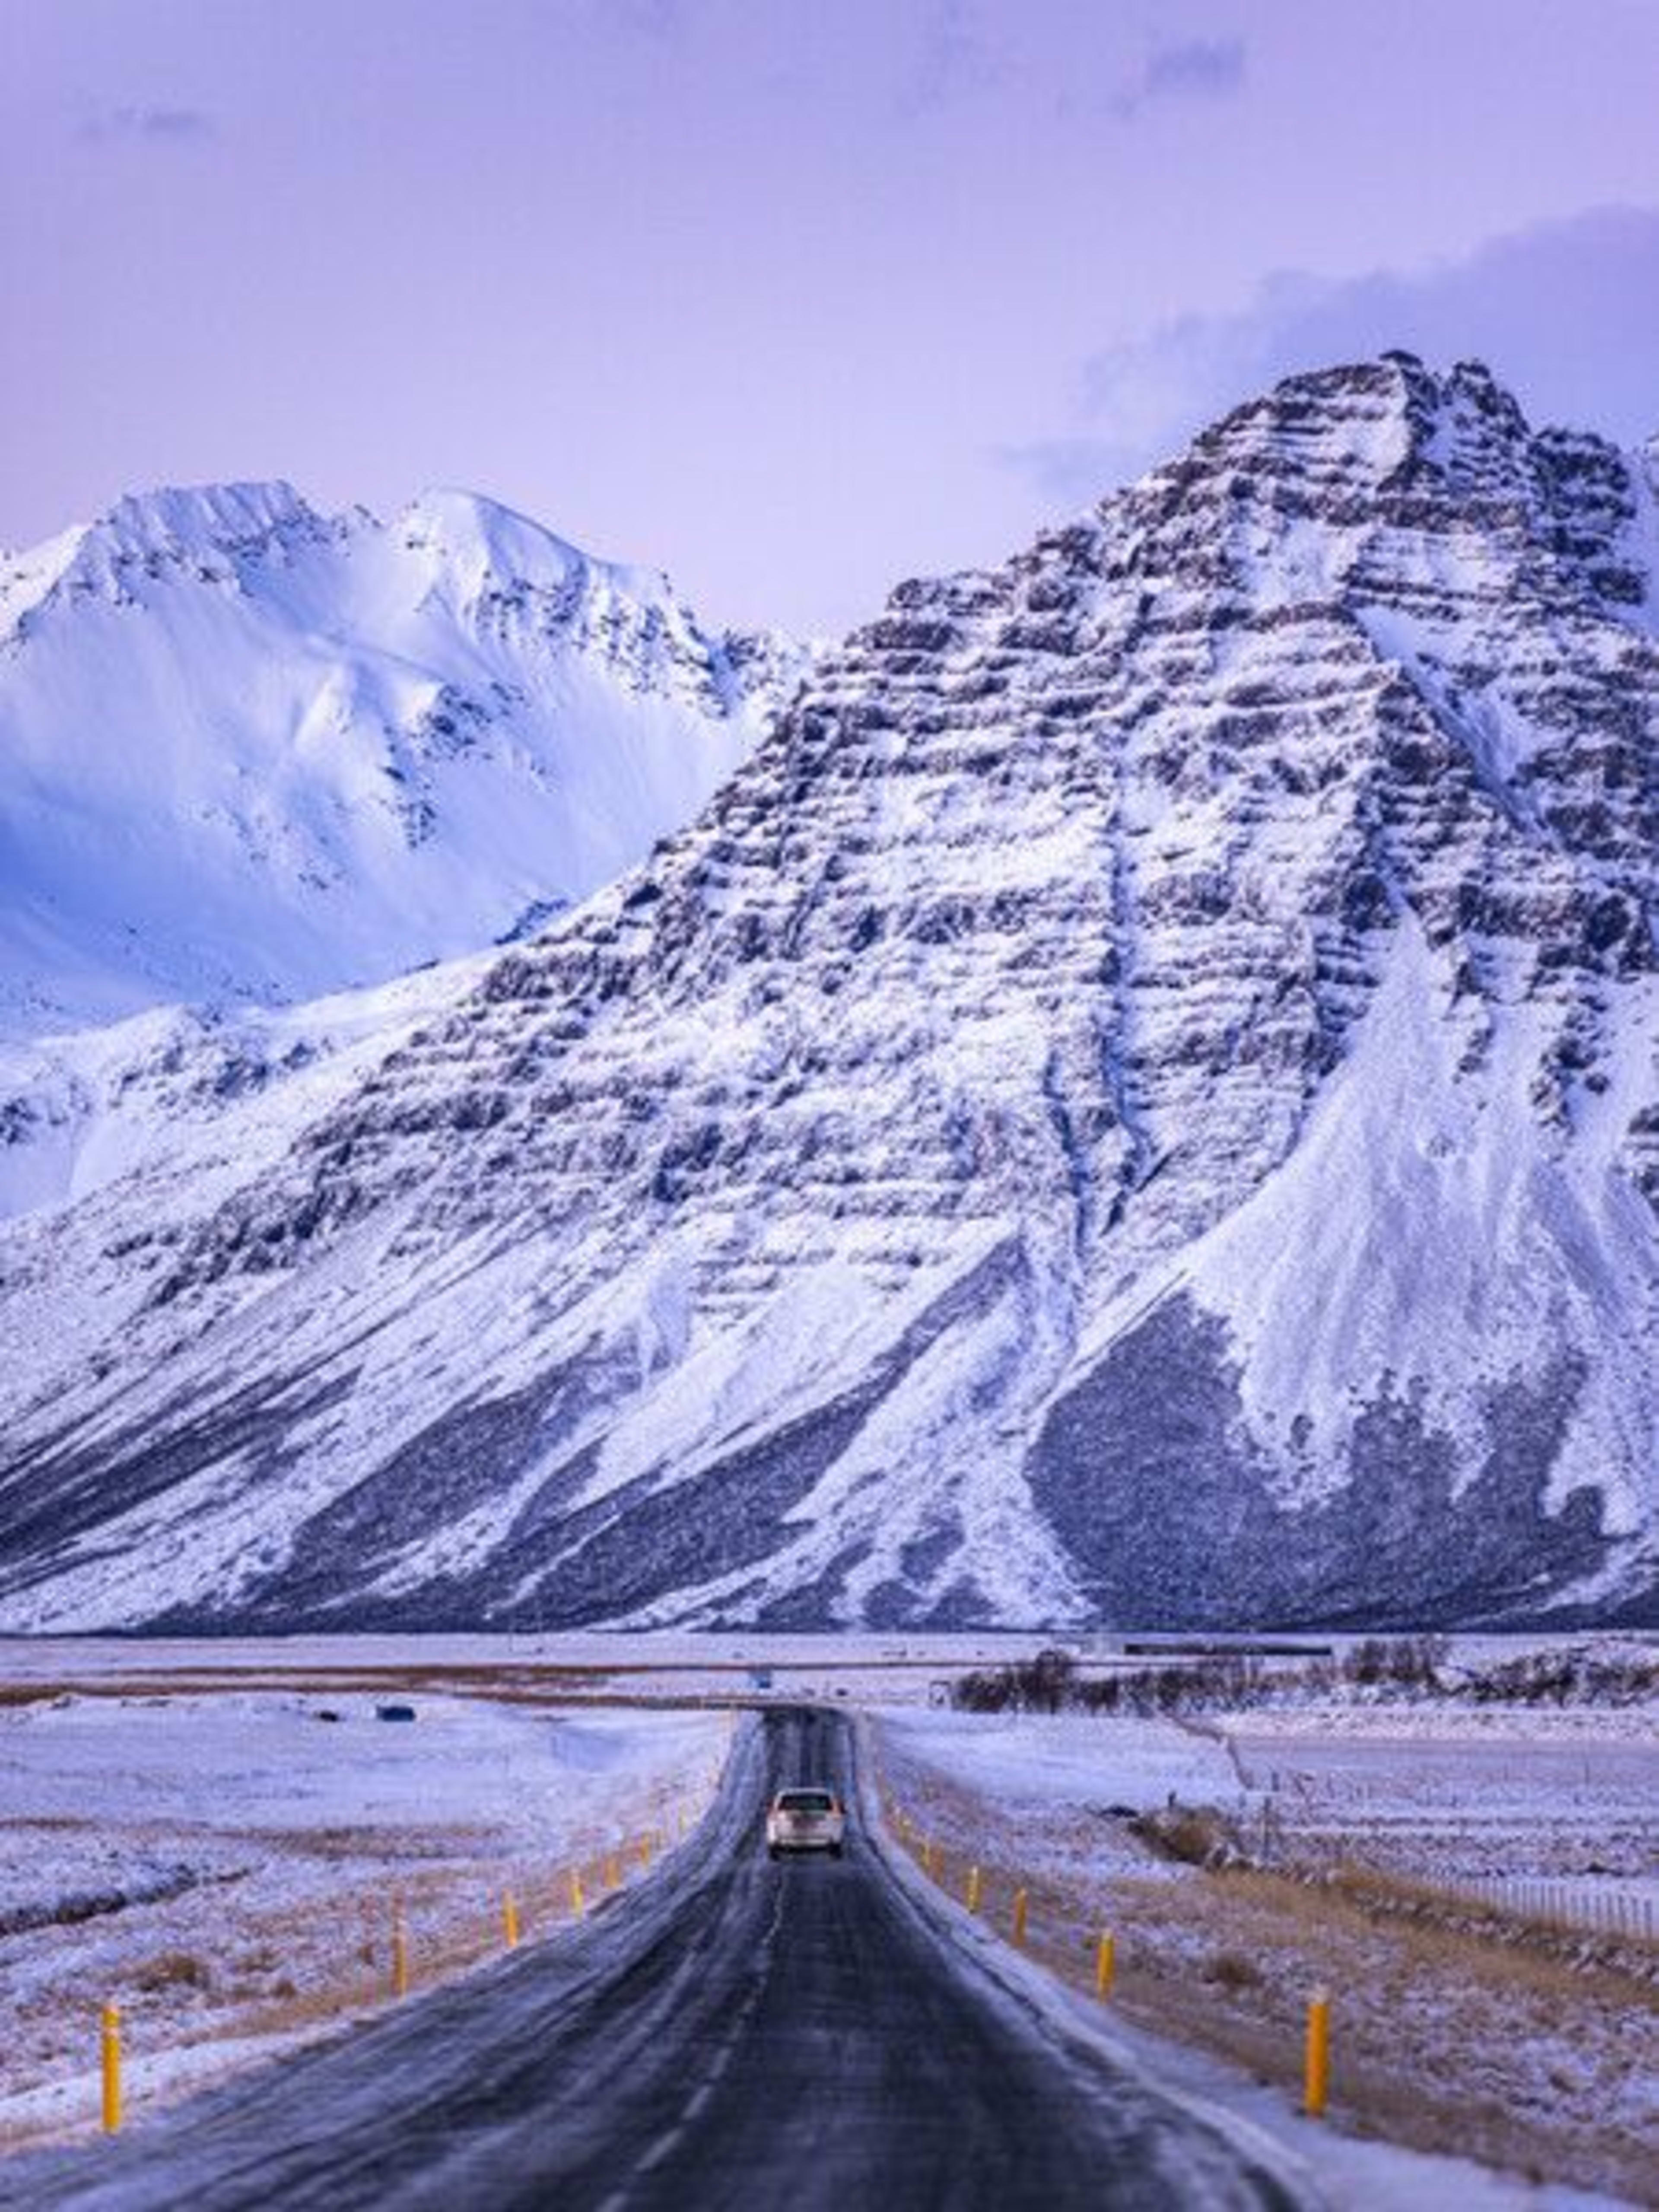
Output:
top-left (0, 1691), bottom-right (731, 2145)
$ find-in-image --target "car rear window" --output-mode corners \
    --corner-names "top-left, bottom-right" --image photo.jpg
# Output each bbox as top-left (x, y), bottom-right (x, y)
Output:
top-left (777, 1790), bottom-right (836, 1814)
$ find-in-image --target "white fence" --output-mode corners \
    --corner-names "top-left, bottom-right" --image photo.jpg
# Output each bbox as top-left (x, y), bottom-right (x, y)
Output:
top-left (1448, 1875), bottom-right (1656, 1945)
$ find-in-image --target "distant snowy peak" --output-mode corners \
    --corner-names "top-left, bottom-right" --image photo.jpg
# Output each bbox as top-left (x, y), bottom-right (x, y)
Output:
top-left (1, 480), bottom-right (336, 630)
top-left (0, 478), bottom-right (811, 1036)
top-left (4, 478), bottom-right (796, 702)
top-left (395, 486), bottom-right (658, 601)
top-left (383, 488), bottom-right (794, 719)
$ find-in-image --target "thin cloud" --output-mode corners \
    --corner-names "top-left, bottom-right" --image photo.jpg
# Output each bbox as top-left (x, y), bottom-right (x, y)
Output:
top-left (606, 0), bottom-right (696, 41)
top-left (1145, 37), bottom-right (1247, 101)
top-left (1002, 205), bottom-right (1659, 505)
top-left (897, 0), bottom-right (1009, 120)
top-left (80, 105), bottom-right (216, 148)
top-left (1113, 36), bottom-right (1246, 120)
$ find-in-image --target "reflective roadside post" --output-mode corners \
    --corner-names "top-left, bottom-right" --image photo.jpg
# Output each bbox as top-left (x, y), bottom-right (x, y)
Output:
top-left (101, 2003), bottom-right (121, 2133)
top-left (393, 1904), bottom-right (410, 1998)
top-left (1304, 1988), bottom-right (1330, 2117)
top-left (1095, 1930), bottom-right (1115, 1999)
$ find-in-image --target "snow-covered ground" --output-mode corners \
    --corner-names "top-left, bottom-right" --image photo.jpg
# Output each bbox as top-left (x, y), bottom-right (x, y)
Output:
top-left (862, 1751), bottom-right (1635, 2212)
top-left (871, 1698), bottom-right (1658, 2205)
top-left (1222, 1705), bottom-right (1659, 1928)
top-left (0, 1638), bottom-right (1653, 2199)
top-left (0, 1630), bottom-right (1041, 1703)
top-left (0, 1686), bottom-right (730, 2145)
top-left (876, 1698), bottom-right (1657, 1914)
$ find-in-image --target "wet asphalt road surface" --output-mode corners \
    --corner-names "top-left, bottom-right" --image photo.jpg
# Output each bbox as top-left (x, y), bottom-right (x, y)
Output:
top-left (0, 1707), bottom-right (1316, 2211)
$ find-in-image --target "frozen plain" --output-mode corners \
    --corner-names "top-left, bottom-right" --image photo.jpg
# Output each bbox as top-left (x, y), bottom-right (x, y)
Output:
top-left (0, 1630), bottom-right (1007, 2145)
top-left (873, 1681), bottom-right (1656, 2206)
top-left (0, 1670), bottom-right (730, 2145)
top-left (0, 1632), bottom-right (1652, 2208)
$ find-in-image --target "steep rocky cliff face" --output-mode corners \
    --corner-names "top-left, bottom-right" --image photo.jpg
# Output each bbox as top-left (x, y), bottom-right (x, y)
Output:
top-left (0, 357), bottom-right (1652, 1632)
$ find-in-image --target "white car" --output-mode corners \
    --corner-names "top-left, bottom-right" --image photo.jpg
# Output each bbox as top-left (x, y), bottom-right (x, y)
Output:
top-left (766, 1786), bottom-right (847, 1859)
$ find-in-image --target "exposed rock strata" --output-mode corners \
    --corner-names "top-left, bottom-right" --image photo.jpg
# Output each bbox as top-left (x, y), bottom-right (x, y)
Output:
top-left (0, 358), bottom-right (1653, 1630)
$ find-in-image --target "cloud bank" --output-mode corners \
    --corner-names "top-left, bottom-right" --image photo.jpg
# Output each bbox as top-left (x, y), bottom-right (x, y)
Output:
top-left (1009, 204), bottom-right (1659, 502)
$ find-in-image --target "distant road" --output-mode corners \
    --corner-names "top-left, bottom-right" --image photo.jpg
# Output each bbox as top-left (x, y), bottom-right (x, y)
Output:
top-left (0, 1709), bottom-right (1313, 2210)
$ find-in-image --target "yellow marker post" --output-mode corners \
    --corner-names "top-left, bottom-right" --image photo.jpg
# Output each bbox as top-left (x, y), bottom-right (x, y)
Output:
top-left (922, 1838), bottom-right (937, 1878)
top-left (100, 2003), bottom-right (121, 2134)
top-left (1012, 1887), bottom-right (1029, 1948)
top-left (392, 1907), bottom-right (410, 1999)
top-left (966, 1864), bottom-right (982, 1915)
top-left (638, 1834), bottom-right (653, 1872)
top-left (604, 1853), bottom-right (622, 1892)
top-left (502, 1891), bottom-right (520, 1949)
top-left (1095, 1930), bottom-right (1116, 1999)
top-left (1304, 1988), bottom-right (1331, 2118)
top-left (569, 1869), bottom-right (587, 1918)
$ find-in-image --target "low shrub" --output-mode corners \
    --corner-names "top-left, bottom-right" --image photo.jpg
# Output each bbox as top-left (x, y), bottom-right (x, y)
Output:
top-left (1203, 1948), bottom-right (1264, 1992)
top-left (1128, 1802), bottom-right (1242, 1868)
top-left (133, 1950), bottom-right (211, 1995)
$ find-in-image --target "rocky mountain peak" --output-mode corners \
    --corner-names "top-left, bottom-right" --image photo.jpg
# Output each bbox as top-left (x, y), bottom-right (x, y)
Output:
top-left (1, 480), bottom-right (338, 639)
top-left (0, 479), bottom-right (809, 1040)
top-left (1113, 353), bottom-right (1647, 618)
top-left (391, 489), bottom-right (674, 622)
top-left (0, 357), bottom-right (1652, 1637)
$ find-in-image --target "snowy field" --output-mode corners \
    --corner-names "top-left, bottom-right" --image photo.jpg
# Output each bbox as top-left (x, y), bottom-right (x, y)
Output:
top-left (872, 1699), bottom-right (1659, 2205)
top-left (877, 1700), bottom-right (1658, 1921)
top-left (1, 1634), bottom-right (1654, 2199)
top-left (1224, 1705), bottom-right (1658, 1929)
top-left (0, 1630), bottom-right (1032, 1704)
top-left (0, 1685), bottom-right (730, 2145)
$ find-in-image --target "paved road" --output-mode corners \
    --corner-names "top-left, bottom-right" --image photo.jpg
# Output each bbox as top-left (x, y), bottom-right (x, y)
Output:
top-left (0, 1708), bottom-right (1316, 2210)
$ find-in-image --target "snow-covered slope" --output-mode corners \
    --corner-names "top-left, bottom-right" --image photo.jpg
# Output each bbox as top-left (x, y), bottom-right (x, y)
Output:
top-left (0, 481), bottom-right (806, 1037)
top-left (0, 959), bottom-right (483, 1222)
top-left (0, 358), bottom-right (1653, 1634)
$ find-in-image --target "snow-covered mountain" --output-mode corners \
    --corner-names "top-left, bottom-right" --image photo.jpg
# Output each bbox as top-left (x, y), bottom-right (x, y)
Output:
top-left (0, 959), bottom-right (485, 1223)
top-left (0, 357), bottom-right (1653, 1634)
top-left (0, 480), bottom-right (806, 1037)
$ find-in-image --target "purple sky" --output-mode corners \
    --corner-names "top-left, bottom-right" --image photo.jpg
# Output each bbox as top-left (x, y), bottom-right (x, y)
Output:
top-left (4, 0), bottom-right (1658, 633)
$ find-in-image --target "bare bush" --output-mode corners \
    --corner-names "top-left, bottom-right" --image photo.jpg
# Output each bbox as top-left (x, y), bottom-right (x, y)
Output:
top-left (949, 1633), bottom-right (1659, 1716)
top-left (1128, 1802), bottom-right (1242, 1867)
top-left (1464, 1649), bottom-right (1656, 1707)
top-left (133, 1950), bottom-right (211, 1995)
top-left (1203, 1948), bottom-right (1265, 1992)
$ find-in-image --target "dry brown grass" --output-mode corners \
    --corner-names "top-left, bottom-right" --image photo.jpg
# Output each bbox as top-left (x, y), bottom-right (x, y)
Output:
top-left (1212, 1861), bottom-right (1659, 2005)
top-left (1203, 1948), bottom-right (1265, 1992)
top-left (131, 1951), bottom-right (212, 1995)
top-left (0, 1794), bottom-right (693, 2159)
top-left (874, 1730), bottom-right (1659, 2204)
